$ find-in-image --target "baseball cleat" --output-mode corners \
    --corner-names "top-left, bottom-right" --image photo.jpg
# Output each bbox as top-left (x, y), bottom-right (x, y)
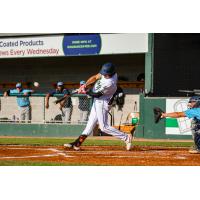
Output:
top-left (64, 143), bottom-right (81, 151)
top-left (64, 143), bottom-right (73, 149)
top-left (73, 145), bottom-right (81, 151)
top-left (188, 149), bottom-right (200, 154)
top-left (125, 134), bottom-right (133, 151)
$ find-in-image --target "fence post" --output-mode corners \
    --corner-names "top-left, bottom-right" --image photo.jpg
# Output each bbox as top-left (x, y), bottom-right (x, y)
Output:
top-left (43, 96), bottom-right (46, 123)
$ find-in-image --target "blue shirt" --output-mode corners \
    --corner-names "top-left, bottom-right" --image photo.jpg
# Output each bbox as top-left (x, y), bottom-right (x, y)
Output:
top-left (184, 108), bottom-right (200, 120)
top-left (10, 89), bottom-right (33, 107)
top-left (49, 88), bottom-right (72, 108)
top-left (49, 88), bottom-right (70, 96)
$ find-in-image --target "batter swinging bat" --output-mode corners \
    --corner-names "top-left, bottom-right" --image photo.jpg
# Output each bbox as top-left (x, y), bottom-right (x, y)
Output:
top-left (53, 90), bottom-right (78, 104)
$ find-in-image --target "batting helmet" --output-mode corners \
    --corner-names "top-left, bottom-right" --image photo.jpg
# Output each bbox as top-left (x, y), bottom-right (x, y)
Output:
top-left (100, 63), bottom-right (116, 76)
top-left (189, 96), bottom-right (200, 108)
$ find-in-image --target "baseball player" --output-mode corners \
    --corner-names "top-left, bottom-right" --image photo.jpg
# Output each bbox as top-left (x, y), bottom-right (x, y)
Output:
top-left (4, 83), bottom-right (34, 122)
top-left (64, 63), bottom-right (133, 151)
top-left (45, 82), bottom-right (73, 123)
top-left (161, 96), bottom-right (200, 154)
top-left (78, 80), bottom-right (90, 123)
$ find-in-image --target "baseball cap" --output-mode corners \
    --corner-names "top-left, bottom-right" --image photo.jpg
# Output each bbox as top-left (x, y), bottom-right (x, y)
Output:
top-left (57, 82), bottom-right (64, 86)
top-left (80, 80), bottom-right (86, 85)
top-left (16, 83), bottom-right (22, 88)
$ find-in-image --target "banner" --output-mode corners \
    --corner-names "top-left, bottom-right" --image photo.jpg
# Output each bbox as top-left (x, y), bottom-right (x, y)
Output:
top-left (63, 34), bottom-right (101, 56)
top-left (0, 34), bottom-right (148, 58)
top-left (165, 99), bottom-right (192, 135)
top-left (0, 35), bottom-right (63, 58)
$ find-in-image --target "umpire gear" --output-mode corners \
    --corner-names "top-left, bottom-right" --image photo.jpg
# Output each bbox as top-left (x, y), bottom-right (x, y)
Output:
top-left (189, 96), bottom-right (200, 108)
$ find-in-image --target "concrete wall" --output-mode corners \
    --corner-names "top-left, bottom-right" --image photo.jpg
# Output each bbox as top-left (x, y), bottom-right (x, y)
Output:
top-left (0, 94), bottom-right (139, 125)
top-left (0, 94), bottom-right (140, 137)
top-left (0, 96), bottom-right (91, 123)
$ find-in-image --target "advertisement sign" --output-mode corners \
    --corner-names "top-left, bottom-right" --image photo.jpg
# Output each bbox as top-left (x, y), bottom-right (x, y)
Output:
top-left (166, 99), bottom-right (192, 135)
top-left (0, 33), bottom-right (148, 58)
top-left (62, 34), bottom-right (101, 56)
top-left (0, 35), bottom-right (63, 58)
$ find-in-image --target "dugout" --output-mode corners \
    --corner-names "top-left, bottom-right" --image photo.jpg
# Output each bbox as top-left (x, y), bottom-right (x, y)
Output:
top-left (0, 33), bottom-right (147, 137)
top-left (139, 33), bottom-right (200, 140)
top-left (0, 54), bottom-right (145, 93)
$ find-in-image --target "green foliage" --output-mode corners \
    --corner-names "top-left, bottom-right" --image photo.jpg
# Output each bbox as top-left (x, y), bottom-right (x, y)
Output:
top-left (0, 137), bottom-right (193, 147)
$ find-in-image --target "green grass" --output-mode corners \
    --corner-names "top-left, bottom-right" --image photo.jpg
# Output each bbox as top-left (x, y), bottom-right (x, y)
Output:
top-left (0, 160), bottom-right (98, 166)
top-left (0, 137), bottom-right (193, 147)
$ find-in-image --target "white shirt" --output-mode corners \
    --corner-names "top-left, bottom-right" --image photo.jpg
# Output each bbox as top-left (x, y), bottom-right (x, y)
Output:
top-left (93, 73), bottom-right (118, 100)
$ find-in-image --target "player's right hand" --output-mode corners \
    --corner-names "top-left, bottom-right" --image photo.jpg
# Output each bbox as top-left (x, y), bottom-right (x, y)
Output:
top-left (45, 103), bottom-right (49, 109)
top-left (78, 84), bottom-right (86, 94)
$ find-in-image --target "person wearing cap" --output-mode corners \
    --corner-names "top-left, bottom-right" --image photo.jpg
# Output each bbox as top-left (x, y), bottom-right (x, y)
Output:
top-left (3, 82), bottom-right (35, 122)
top-left (161, 96), bottom-right (200, 154)
top-left (64, 62), bottom-right (133, 151)
top-left (45, 82), bottom-right (73, 123)
top-left (78, 80), bottom-right (90, 124)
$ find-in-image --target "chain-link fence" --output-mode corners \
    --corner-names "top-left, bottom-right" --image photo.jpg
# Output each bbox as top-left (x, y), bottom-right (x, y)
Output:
top-left (0, 94), bottom-right (140, 127)
top-left (0, 94), bottom-right (92, 124)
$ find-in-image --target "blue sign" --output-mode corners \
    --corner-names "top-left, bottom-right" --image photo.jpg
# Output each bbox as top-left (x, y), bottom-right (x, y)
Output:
top-left (62, 34), bottom-right (101, 56)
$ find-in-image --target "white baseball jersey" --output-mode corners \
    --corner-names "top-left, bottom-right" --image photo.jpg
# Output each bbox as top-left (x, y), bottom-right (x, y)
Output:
top-left (81, 73), bottom-right (129, 142)
top-left (92, 73), bottom-right (118, 100)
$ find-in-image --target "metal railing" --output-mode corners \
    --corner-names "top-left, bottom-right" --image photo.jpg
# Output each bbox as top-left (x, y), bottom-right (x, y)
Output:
top-left (0, 93), bottom-right (92, 125)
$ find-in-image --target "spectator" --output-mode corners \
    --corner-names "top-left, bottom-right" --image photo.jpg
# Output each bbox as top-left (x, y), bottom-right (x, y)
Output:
top-left (78, 80), bottom-right (90, 123)
top-left (137, 73), bottom-right (145, 82)
top-left (45, 82), bottom-right (73, 123)
top-left (137, 73), bottom-right (145, 93)
top-left (3, 82), bottom-right (35, 122)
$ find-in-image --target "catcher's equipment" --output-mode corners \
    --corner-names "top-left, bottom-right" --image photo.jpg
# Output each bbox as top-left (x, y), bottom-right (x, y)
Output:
top-left (153, 107), bottom-right (164, 123)
top-left (189, 96), bottom-right (200, 108)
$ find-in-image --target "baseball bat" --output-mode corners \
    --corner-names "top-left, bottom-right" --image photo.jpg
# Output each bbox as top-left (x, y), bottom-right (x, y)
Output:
top-left (60, 107), bottom-right (65, 117)
top-left (118, 112), bottom-right (123, 130)
top-left (53, 90), bottom-right (78, 104)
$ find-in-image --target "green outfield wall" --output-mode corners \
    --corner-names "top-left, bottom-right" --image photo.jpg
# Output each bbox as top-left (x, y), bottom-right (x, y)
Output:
top-left (0, 96), bottom-right (193, 139)
top-left (0, 124), bottom-right (84, 137)
top-left (138, 96), bottom-right (192, 139)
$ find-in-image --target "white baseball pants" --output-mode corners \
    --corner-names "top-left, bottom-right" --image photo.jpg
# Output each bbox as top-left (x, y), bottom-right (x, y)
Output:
top-left (81, 98), bottom-right (128, 141)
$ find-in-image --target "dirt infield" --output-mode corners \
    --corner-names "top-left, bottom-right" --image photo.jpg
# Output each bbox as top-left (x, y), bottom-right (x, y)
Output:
top-left (0, 145), bottom-right (200, 165)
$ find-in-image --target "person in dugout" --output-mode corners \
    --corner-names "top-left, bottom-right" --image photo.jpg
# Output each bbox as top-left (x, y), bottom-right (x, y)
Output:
top-left (4, 82), bottom-right (35, 122)
top-left (45, 82), bottom-right (73, 123)
top-left (78, 80), bottom-right (90, 124)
